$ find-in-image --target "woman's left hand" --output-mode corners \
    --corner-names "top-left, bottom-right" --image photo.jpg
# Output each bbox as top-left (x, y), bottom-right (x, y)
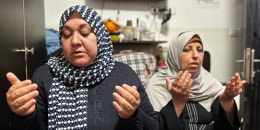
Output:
top-left (219, 72), bottom-right (246, 121)
top-left (220, 72), bottom-right (246, 101)
top-left (112, 84), bottom-right (140, 119)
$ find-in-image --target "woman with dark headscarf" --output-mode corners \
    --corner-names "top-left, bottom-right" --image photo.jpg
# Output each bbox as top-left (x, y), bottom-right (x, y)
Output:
top-left (146, 31), bottom-right (246, 130)
top-left (5, 5), bottom-right (158, 130)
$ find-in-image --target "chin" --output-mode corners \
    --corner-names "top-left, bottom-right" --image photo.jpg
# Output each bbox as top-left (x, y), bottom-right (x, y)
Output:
top-left (69, 58), bottom-right (94, 68)
top-left (72, 62), bottom-right (89, 68)
top-left (188, 69), bottom-right (199, 75)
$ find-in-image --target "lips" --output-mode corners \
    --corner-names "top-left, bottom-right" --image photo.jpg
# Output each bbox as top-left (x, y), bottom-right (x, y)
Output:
top-left (74, 50), bottom-right (83, 53)
top-left (189, 62), bottom-right (199, 68)
top-left (72, 50), bottom-right (85, 56)
top-left (190, 62), bottom-right (199, 65)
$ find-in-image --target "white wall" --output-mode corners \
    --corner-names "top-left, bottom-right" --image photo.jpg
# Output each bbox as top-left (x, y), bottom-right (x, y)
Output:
top-left (44, 0), bottom-right (246, 83)
top-left (44, 0), bottom-right (86, 30)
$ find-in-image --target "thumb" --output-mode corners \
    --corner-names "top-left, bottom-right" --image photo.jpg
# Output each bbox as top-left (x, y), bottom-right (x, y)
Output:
top-left (6, 72), bottom-right (21, 85)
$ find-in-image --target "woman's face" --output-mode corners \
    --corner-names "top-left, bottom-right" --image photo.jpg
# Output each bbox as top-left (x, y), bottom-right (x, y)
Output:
top-left (180, 36), bottom-right (203, 75)
top-left (61, 12), bottom-right (97, 68)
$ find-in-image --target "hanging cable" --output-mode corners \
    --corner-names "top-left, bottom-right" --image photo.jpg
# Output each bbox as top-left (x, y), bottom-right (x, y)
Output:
top-left (22, 0), bottom-right (28, 79)
top-left (116, 0), bottom-right (120, 22)
top-left (100, 0), bottom-right (105, 17)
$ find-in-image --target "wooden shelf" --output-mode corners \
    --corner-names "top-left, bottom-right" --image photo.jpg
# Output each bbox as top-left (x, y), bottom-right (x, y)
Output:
top-left (112, 40), bottom-right (167, 54)
top-left (112, 40), bottom-right (167, 44)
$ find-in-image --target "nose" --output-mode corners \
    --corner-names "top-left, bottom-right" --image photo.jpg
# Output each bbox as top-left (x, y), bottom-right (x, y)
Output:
top-left (71, 32), bottom-right (82, 45)
top-left (191, 49), bottom-right (199, 58)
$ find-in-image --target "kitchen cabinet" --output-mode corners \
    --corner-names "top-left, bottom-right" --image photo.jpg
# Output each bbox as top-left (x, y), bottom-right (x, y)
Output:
top-left (0, 0), bottom-right (46, 129)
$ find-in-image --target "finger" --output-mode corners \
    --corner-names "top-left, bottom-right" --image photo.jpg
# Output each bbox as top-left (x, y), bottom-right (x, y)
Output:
top-left (7, 83), bottom-right (37, 102)
top-left (6, 73), bottom-right (33, 94)
top-left (112, 101), bottom-right (122, 112)
top-left (112, 101), bottom-right (130, 119)
top-left (8, 87), bottom-right (38, 110)
top-left (226, 82), bottom-right (231, 89)
top-left (16, 98), bottom-right (37, 116)
top-left (116, 85), bottom-right (140, 107)
top-left (115, 85), bottom-right (132, 99)
top-left (234, 74), bottom-right (246, 88)
top-left (225, 82), bottom-right (232, 94)
top-left (187, 79), bottom-right (193, 90)
top-left (13, 88), bottom-right (39, 108)
top-left (182, 72), bottom-right (192, 88)
top-left (6, 72), bottom-right (21, 85)
top-left (227, 77), bottom-right (236, 90)
top-left (234, 73), bottom-right (241, 85)
top-left (177, 71), bottom-right (185, 87)
top-left (231, 76), bottom-right (235, 84)
top-left (165, 77), bottom-right (172, 91)
top-left (240, 80), bottom-right (247, 86)
top-left (236, 80), bottom-right (246, 93)
top-left (175, 71), bottom-right (183, 86)
top-left (113, 91), bottom-right (130, 107)
top-left (234, 72), bottom-right (240, 80)
top-left (121, 84), bottom-right (139, 100)
top-left (112, 92), bottom-right (134, 113)
top-left (176, 71), bottom-right (184, 79)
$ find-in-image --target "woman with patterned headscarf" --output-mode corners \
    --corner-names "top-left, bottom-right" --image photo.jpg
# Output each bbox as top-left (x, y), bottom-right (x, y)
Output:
top-left (5, 5), bottom-right (158, 130)
top-left (146, 31), bottom-right (246, 130)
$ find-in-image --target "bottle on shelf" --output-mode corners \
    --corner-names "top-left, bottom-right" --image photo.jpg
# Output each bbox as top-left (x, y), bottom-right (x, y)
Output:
top-left (123, 20), bottom-right (134, 41)
top-left (133, 18), bottom-right (140, 41)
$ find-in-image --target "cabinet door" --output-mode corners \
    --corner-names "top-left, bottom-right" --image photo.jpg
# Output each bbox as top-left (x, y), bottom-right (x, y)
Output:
top-left (24, 0), bottom-right (47, 78)
top-left (0, 0), bottom-right (46, 129)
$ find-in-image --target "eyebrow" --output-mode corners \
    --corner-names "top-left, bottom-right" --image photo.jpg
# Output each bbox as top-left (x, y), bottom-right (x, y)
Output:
top-left (189, 39), bottom-right (202, 44)
top-left (79, 23), bottom-right (91, 29)
top-left (62, 23), bottom-right (92, 30)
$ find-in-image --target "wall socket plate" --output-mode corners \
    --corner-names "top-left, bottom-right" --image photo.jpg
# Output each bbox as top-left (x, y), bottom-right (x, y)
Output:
top-left (229, 28), bottom-right (241, 37)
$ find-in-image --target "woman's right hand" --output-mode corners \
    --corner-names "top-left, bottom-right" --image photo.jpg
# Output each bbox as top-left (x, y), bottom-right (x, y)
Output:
top-left (112, 84), bottom-right (140, 120)
top-left (166, 71), bottom-right (192, 102)
top-left (166, 71), bottom-right (193, 117)
top-left (6, 72), bottom-right (39, 116)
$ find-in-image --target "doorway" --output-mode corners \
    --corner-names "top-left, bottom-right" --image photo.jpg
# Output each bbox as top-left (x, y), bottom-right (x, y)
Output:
top-left (240, 0), bottom-right (260, 129)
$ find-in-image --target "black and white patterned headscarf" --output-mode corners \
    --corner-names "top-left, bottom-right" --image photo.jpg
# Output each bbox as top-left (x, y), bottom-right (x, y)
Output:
top-left (47, 5), bottom-right (115, 129)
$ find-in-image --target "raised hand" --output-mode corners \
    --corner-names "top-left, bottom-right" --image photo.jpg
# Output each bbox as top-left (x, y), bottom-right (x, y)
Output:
top-left (166, 71), bottom-right (193, 103)
top-left (219, 72), bottom-right (246, 121)
top-left (166, 71), bottom-right (193, 117)
top-left (6, 72), bottom-right (39, 116)
top-left (220, 72), bottom-right (246, 101)
top-left (112, 84), bottom-right (140, 119)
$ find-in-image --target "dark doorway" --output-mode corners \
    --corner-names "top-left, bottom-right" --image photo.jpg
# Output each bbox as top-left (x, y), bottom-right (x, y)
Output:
top-left (240, 0), bottom-right (260, 130)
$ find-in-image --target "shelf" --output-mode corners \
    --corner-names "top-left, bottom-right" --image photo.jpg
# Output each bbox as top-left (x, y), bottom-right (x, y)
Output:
top-left (112, 40), bottom-right (167, 54)
top-left (112, 40), bottom-right (167, 44)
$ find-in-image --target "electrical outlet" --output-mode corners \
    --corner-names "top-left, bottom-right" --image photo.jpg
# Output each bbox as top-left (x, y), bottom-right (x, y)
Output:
top-left (229, 28), bottom-right (241, 37)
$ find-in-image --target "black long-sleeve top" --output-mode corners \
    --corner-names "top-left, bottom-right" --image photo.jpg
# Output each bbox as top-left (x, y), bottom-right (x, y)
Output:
top-left (159, 98), bottom-right (241, 130)
top-left (10, 62), bottom-right (159, 130)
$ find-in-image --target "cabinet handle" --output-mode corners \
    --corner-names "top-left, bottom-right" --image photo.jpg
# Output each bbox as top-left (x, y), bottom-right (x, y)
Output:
top-left (14, 47), bottom-right (34, 55)
top-left (236, 48), bottom-right (260, 83)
